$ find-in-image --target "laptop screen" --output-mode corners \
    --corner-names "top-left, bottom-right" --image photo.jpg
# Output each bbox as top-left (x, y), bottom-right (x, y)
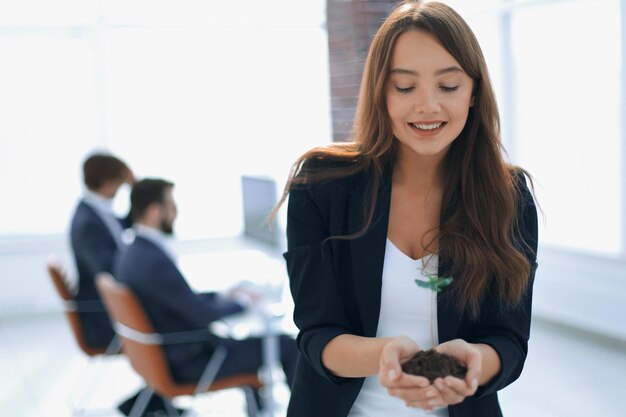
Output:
top-left (241, 176), bottom-right (280, 246)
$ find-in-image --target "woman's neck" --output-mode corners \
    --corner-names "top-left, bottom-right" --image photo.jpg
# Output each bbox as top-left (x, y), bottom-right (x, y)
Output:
top-left (393, 148), bottom-right (446, 192)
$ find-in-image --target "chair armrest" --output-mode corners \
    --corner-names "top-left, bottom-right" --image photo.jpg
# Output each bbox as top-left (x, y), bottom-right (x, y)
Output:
top-left (114, 323), bottom-right (217, 346)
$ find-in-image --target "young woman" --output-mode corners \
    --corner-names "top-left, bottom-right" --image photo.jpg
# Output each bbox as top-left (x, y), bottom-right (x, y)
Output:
top-left (278, 1), bottom-right (538, 416)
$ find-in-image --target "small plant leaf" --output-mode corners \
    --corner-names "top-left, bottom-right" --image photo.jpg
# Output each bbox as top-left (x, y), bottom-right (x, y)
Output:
top-left (415, 279), bottom-right (433, 289)
top-left (415, 275), bottom-right (454, 292)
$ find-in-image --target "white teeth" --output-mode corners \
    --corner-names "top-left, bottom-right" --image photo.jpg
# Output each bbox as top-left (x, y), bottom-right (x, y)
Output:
top-left (412, 122), bottom-right (443, 130)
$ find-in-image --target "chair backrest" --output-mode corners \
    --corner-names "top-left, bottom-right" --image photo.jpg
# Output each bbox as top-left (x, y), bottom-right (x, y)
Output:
top-left (47, 258), bottom-right (107, 357)
top-left (95, 272), bottom-right (183, 396)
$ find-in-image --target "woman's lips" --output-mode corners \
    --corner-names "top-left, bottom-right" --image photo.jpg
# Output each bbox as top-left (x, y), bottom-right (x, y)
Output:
top-left (408, 121), bottom-right (447, 136)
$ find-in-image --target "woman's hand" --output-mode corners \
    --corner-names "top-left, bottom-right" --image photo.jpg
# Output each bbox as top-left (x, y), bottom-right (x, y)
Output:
top-left (378, 336), bottom-right (446, 412)
top-left (431, 339), bottom-right (482, 405)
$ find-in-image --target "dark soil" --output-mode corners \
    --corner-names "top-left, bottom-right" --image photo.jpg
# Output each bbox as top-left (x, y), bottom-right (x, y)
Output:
top-left (401, 349), bottom-right (467, 383)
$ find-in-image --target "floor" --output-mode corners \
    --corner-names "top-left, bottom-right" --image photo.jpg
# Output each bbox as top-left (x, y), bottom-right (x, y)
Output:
top-left (2, 312), bottom-right (625, 417)
top-left (1, 238), bottom-right (625, 417)
top-left (0, 310), bottom-right (281, 417)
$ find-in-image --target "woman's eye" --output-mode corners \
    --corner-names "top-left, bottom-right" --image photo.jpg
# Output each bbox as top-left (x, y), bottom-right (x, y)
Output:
top-left (395, 86), bottom-right (414, 93)
top-left (440, 85), bottom-right (459, 92)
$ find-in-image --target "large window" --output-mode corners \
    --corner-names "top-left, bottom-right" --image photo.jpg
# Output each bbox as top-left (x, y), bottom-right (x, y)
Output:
top-left (0, 35), bottom-right (98, 235)
top-left (512, 0), bottom-right (622, 255)
top-left (0, 0), bottom-right (329, 239)
top-left (448, 0), bottom-right (624, 257)
top-left (442, 0), bottom-right (626, 341)
top-left (1, 0), bottom-right (624, 256)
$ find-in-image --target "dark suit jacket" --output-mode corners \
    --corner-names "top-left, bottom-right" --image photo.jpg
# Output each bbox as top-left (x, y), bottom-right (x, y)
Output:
top-left (70, 201), bottom-right (130, 348)
top-left (283, 162), bottom-right (538, 417)
top-left (114, 235), bottom-right (245, 382)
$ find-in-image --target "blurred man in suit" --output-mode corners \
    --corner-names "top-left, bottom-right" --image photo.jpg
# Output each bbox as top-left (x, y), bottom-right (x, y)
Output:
top-left (70, 153), bottom-right (134, 348)
top-left (70, 153), bottom-right (175, 417)
top-left (114, 178), bottom-right (298, 415)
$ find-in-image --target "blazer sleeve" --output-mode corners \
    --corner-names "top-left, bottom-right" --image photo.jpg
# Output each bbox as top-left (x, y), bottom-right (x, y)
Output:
top-left (283, 184), bottom-right (353, 384)
top-left (76, 220), bottom-right (118, 278)
top-left (145, 256), bottom-right (244, 329)
top-left (470, 173), bottom-right (539, 397)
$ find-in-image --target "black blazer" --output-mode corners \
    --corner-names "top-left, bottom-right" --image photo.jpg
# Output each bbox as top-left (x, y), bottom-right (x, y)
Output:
top-left (70, 201), bottom-right (130, 348)
top-left (283, 163), bottom-right (538, 417)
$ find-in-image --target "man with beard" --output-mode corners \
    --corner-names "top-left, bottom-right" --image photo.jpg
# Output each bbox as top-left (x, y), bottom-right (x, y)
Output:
top-left (114, 178), bottom-right (297, 416)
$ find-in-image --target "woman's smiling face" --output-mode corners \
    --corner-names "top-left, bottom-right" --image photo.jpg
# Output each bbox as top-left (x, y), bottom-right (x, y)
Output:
top-left (386, 29), bottom-right (475, 160)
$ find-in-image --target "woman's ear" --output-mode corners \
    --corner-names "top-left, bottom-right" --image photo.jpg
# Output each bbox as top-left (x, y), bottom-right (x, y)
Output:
top-left (470, 96), bottom-right (475, 107)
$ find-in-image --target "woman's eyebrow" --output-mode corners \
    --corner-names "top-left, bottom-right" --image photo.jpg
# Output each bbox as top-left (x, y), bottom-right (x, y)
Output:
top-left (389, 66), bottom-right (464, 76)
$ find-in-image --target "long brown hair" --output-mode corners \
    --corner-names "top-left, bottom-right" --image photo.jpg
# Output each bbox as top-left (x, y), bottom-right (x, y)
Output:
top-left (275, 0), bottom-right (535, 318)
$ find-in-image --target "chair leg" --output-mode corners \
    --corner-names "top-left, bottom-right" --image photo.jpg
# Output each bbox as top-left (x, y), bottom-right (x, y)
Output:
top-left (180, 405), bottom-right (196, 417)
top-left (193, 345), bottom-right (228, 395)
top-left (104, 337), bottom-right (122, 355)
top-left (68, 338), bottom-right (122, 416)
top-left (163, 398), bottom-right (182, 417)
top-left (128, 386), bottom-right (154, 417)
top-left (180, 346), bottom-right (228, 417)
top-left (243, 386), bottom-right (260, 417)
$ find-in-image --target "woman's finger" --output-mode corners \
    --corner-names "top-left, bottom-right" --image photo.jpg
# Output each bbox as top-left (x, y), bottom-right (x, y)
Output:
top-left (379, 337), bottom-right (418, 384)
top-left (406, 397), bottom-right (446, 412)
top-left (388, 385), bottom-right (443, 404)
top-left (381, 371), bottom-right (430, 388)
top-left (434, 377), bottom-right (465, 405)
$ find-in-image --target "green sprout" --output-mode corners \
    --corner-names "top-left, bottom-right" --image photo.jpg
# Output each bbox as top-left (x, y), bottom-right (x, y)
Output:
top-left (415, 273), bottom-right (453, 292)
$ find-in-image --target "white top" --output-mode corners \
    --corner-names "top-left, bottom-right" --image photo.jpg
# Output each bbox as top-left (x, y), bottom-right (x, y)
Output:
top-left (347, 239), bottom-right (449, 417)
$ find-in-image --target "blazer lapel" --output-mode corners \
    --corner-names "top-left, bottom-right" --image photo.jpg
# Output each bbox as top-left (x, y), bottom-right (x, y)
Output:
top-left (349, 168), bottom-right (392, 337)
top-left (437, 256), bottom-right (462, 343)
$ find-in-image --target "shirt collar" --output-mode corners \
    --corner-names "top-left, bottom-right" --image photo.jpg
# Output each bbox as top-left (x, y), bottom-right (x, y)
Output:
top-left (134, 224), bottom-right (178, 264)
top-left (82, 189), bottom-right (114, 213)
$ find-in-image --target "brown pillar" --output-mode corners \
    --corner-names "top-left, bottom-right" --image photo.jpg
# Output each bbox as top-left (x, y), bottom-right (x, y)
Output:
top-left (326, 0), bottom-right (396, 142)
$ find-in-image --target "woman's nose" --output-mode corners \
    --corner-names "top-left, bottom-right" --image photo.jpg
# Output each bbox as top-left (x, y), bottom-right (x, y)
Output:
top-left (413, 88), bottom-right (441, 114)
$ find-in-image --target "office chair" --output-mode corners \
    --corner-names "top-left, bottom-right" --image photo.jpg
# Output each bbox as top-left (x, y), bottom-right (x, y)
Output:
top-left (46, 256), bottom-right (121, 415)
top-left (96, 273), bottom-right (263, 417)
